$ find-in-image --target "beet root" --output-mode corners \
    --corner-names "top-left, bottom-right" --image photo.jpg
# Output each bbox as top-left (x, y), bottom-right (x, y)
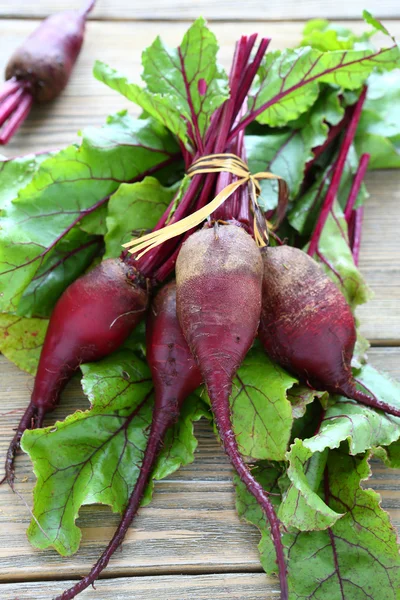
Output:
top-left (0, 1), bottom-right (94, 143)
top-left (259, 245), bottom-right (400, 417)
top-left (4, 258), bottom-right (148, 488)
top-left (176, 224), bottom-right (289, 600)
top-left (55, 281), bottom-right (202, 600)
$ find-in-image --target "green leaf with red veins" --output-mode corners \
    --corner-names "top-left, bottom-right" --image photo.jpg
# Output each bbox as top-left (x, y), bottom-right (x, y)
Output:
top-left (248, 43), bottom-right (400, 128)
top-left (374, 439), bottom-right (400, 469)
top-left (93, 65), bottom-right (190, 144)
top-left (246, 87), bottom-right (344, 211)
top-left (235, 451), bottom-right (400, 599)
top-left (314, 202), bottom-right (372, 308)
top-left (279, 440), bottom-right (343, 530)
top-left (289, 144), bottom-right (369, 239)
top-left (104, 177), bottom-right (178, 259)
top-left (0, 314), bottom-right (48, 374)
top-left (0, 152), bottom-right (52, 214)
top-left (300, 19), bottom-right (375, 52)
top-left (17, 228), bottom-right (101, 318)
top-left (94, 18), bottom-right (229, 147)
top-left (279, 364), bottom-right (400, 531)
top-left (0, 113), bottom-right (179, 313)
top-left (142, 18), bottom-right (229, 141)
top-left (356, 71), bottom-right (400, 169)
top-left (230, 349), bottom-right (297, 461)
top-left (21, 350), bottom-right (207, 556)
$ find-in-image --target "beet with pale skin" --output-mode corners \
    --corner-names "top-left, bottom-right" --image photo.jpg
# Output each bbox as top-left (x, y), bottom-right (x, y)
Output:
top-left (4, 258), bottom-right (148, 487)
top-left (176, 223), bottom-right (289, 600)
top-left (0, 0), bottom-right (95, 144)
top-left (259, 245), bottom-right (400, 416)
top-left (55, 281), bottom-right (202, 600)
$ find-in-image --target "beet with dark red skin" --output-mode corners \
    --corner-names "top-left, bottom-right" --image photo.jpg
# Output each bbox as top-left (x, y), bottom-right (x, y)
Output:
top-left (0, 1), bottom-right (94, 144)
top-left (175, 223), bottom-right (289, 600)
top-left (259, 245), bottom-right (400, 416)
top-left (4, 258), bottom-right (148, 487)
top-left (55, 281), bottom-right (202, 600)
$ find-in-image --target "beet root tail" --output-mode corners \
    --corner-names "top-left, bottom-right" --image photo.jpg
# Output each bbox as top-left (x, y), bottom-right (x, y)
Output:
top-left (345, 383), bottom-right (400, 418)
top-left (212, 393), bottom-right (288, 600)
top-left (54, 413), bottom-right (172, 600)
top-left (2, 403), bottom-right (40, 489)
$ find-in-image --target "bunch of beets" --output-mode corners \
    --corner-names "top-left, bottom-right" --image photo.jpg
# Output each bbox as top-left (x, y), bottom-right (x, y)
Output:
top-left (2, 11), bottom-right (400, 600)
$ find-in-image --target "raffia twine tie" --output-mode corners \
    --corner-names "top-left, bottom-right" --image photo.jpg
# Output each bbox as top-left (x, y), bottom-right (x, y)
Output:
top-left (123, 153), bottom-right (288, 257)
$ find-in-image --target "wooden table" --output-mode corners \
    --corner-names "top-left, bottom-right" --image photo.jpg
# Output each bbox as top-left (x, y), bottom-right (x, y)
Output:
top-left (1, 2), bottom-right (400, 598)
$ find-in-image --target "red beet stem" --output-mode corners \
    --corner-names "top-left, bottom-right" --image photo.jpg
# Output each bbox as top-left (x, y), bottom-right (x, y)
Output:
top-left (304, 108), bottom-right (350, 176)
top-left (0, 87), bottom-right (25, 127)
top-left (307, 87), bottom-right (367, 257)
top-left (351, 206), bottom-right (364, 265)
top-left (0, 92), bottom-right (33, 145)
top-left (211, 393), bottom-right (288, 599)
top-left (344, 153), bottom-right (370, 221)
top-left (347, 382), bottom-right (400, 417)
top-left (0, 78), bottom-right (21, 103)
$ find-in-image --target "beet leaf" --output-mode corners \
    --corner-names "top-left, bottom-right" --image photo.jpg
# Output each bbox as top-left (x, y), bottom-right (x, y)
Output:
top-left (236, 451), bottom-right (400, 599)
top-left (104, 177), bottom-right (178, 259)
top-left (94, 18), bottom-right (229, 149)
top-left (0, 314), bottom-right (48, 374)
top-left (0, 113), bottom-right (178, 313)
top-left (17, 229), bottom-right (101, 318)
top-left (356, 71), bottom-right (400, 169)
top-left (21, 349), bottom-right (207, 556)
top-left (230, 349), bottom-right (296, 461)
top-left (232, 41), bottom-right (400, 133)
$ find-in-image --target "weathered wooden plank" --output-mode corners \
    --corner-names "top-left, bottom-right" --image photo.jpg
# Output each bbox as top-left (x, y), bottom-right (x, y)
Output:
top-left (0, 0), bottom-right (398, 22)
top-left (0, 19), bottom-right (399, 156)
top-left (2, 573), bottom-right (279, 599)
top-left (357, 172), bottom-right (400, 342)
top-left (0, 348), bottom-right (399, 582)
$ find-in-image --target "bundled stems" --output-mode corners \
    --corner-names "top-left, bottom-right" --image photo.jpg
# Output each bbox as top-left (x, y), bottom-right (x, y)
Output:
top-left (135, 34), bottom-right (270, 279)
top-left (307, 86), bottom-right (368, 257)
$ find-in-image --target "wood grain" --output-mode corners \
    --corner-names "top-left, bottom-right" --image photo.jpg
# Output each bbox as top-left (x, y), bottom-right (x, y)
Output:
top-left (2, 573), bottom-right (279, 599)
top-left (0, 0), bottom-right (399, 22)
top-left (0, 10), bottom-right (400, 598)
top-left (0, 348), bottom-right (399, 584)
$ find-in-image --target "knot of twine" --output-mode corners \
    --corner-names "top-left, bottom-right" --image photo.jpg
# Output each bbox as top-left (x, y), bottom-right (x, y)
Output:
top-left (123, 153), bottom-right (288, 257)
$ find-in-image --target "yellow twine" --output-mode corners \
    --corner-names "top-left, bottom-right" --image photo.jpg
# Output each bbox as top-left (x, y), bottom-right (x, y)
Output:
top-left (123, 153), bottom-right (288, 257)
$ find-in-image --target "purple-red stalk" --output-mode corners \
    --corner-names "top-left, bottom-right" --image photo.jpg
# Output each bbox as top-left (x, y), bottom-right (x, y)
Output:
top-left (344, 153), bottom-right (370, 221)
top-left (0, 1), bottom-right (95, 144)
top-left (307, 87), bottom-right (368, 257)
top-left (304, 108), bottom-right (351, 176)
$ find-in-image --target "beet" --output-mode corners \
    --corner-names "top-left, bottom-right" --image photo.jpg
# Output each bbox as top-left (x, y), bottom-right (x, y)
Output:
top-left (259, 245), bottom-right (400, 417)
top-left (54, 281), bottom-right (202, 600)
top-left (176, 223), bottom-right (288, 600)
top-left (4, 258), bottom-right (148, 487)
top-left (0, 1), bottom-right (94, 144)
